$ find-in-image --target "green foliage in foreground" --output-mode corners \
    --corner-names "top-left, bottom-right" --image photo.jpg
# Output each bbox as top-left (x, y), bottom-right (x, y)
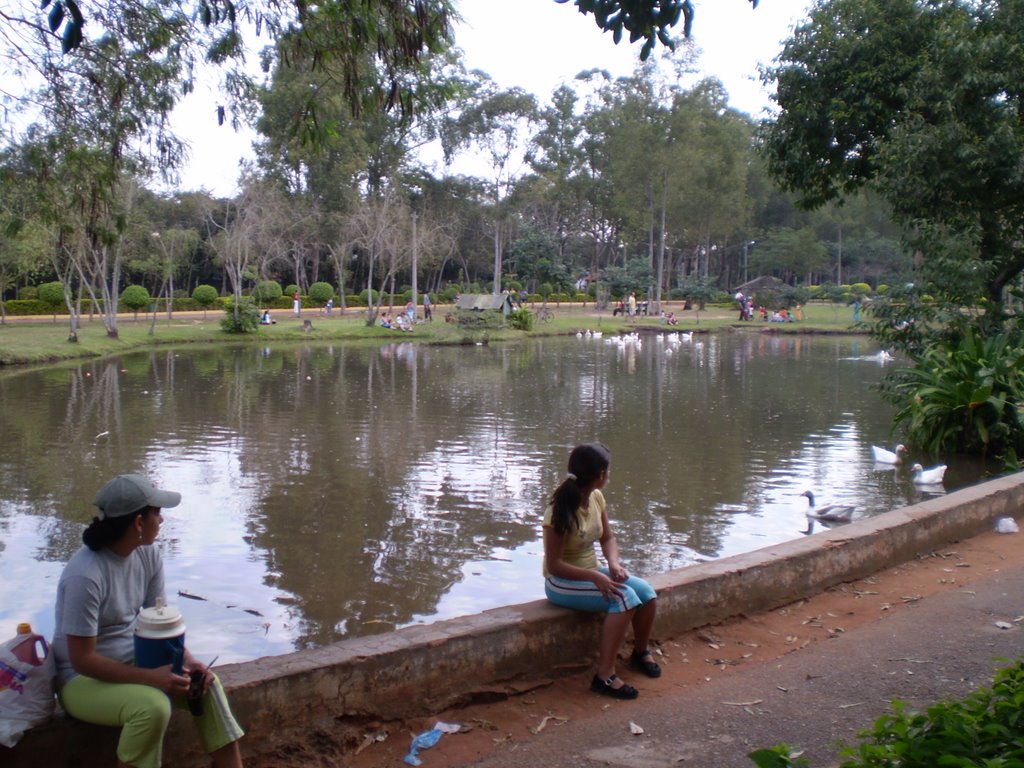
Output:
top-left (882, 330), bottom-right (1024, 465)
top-left (750, 658), bottom-right (1024, 768)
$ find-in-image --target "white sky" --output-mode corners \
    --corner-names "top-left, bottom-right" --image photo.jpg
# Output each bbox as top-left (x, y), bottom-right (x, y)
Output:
top-left (172, 0), bottom-right (813, 197)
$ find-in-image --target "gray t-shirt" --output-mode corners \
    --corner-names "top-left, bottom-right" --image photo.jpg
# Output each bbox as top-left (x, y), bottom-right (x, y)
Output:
top-left (52, 544), bottom-right (164, 686)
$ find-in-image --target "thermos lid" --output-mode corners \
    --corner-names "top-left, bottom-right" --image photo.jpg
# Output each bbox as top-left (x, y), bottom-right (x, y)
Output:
top-left (135, 597), bottom-right (185, 639)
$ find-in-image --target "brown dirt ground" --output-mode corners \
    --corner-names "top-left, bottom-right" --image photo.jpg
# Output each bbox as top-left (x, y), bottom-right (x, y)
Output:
top-left (264, 529), bottom-right (1024, 768)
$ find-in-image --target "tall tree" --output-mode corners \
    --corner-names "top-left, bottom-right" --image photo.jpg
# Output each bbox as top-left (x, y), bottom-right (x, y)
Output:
top-left (442, 81), bottom-right (539, 294)
top-left (761, 0), bottom-right (1024, 332)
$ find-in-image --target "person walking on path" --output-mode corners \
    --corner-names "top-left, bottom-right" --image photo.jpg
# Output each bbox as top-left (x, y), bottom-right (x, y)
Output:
top-left (542, 443), bottom-right (660, 700)
top-left (52, 474), bottom-right (245, 768)
top-left (292, 291), bottom-right (301, 317)
top-left (423, 293), bottom-right (432, 321)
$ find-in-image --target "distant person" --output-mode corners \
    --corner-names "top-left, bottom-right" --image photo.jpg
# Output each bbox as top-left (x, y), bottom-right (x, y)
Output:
top-left (405, 300), bottom-right (415, 323)
top-left (260, 310), bottom-right (275, 325)
top-left (542, 443), bottom-right (660, 700)
top-left (627, 293), bottom-right (637, 320)
top-left (52, 474), bottom-right (245, 768)
top-left (666, 312), bottom-right (678, 326)
top-left (423, 293), bottom-right (432, 321)
top-left (292, 290), bottom-right (301, 317)
top-left (325, 298), bottom-right (333, 315)
top-left (380, 311), bottom-right (392, 329)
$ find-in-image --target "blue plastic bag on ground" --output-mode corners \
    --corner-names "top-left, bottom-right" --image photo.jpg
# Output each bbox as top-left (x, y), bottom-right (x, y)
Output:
top-left (404, 721), bottom-right (460, 766)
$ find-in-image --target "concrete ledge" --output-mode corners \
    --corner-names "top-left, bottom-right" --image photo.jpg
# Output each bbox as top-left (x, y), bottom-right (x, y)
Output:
top-left (8, 472), bottom-right (1024, 766)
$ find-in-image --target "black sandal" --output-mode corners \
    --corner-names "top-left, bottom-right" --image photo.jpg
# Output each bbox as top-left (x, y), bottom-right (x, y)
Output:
top-left (590, 674), bottom-right (639, 699)
top-left (630, 649), bottom-right (662, 678)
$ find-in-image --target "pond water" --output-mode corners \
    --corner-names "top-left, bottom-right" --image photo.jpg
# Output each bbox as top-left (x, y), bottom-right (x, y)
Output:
top-left (0, 332), bottom-right (988, 663)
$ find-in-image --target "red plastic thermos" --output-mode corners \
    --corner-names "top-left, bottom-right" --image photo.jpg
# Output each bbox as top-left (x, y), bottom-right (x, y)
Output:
top-left (11, 623), bottom-right (48, 667)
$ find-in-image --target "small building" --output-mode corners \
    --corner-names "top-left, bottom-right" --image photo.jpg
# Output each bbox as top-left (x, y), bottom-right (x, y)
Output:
top-left (454, 293), bottom-right (516, 316)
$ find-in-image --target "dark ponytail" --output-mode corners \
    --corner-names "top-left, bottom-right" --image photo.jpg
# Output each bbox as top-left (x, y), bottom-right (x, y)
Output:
top-left (82, 507), bottom-right (152, 551)
top-left (549, 443), bottom-right (611, 535)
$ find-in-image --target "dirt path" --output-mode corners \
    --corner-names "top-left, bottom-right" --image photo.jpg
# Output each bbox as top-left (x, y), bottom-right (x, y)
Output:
top-left (300, 527), bottom-right (1023, 768)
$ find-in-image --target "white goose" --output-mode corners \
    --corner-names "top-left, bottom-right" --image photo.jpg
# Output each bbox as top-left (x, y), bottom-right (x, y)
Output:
top-left (871, 444), bottom-right (907, 464)
top-left (911, 463), bottom-right (947, 485)
top-left (800, 491), bottom-right (856, 522)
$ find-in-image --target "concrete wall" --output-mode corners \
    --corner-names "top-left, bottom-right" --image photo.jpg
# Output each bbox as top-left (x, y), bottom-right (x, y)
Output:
top-left (8, 473), bottom-right (1024, 766)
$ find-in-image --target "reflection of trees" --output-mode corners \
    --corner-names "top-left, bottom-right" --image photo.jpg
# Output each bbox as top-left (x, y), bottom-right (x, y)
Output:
top-left (0, 336), bottom-right (901, 650)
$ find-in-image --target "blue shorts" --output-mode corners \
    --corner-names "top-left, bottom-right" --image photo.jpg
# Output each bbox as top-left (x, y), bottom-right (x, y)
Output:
top-left (545, 568), bottom-right (657, 614)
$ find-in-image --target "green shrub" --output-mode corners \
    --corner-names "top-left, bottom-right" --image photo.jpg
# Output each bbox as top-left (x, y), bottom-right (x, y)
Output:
top-left (120, 285), bottom-right (151, 318)
top-left (308, 282), bottom-right (335, 306)
top-left (3, 299), bottom-right (52, 316)
top-left (851, 282), bottom-right (872, 297)
top-left (456, 310), bottom-right (505, 330)
top-left (285, 284), bottom-right (299, 297)
top-left (507, 308), bottom-right (534, 331)
top-left (220, 297), bottom-right (261, 334)
top-left (38, 281), bottom-right (65, 311)
top-left (18, 286), bottom-right (38, 300)
top-left (359, 288), bottom-right (380, 305)
top-left (192, 285), bottom-right (219, 318)
top-left (253, 280), bottom-right (283, 304)
top-left (751, 660), bottom-right (1024, 768)
top-left (884, 329), bottom-right (1024, 464)
top-left (538, 282), bottom-right (553, 299)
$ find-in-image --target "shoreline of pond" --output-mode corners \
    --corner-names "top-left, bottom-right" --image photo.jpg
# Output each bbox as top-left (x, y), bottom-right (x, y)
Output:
top-left (0, 302), bottom-right (869, 368)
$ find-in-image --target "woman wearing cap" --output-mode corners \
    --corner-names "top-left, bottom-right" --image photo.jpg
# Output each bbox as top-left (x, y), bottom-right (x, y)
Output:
top-left (542, 443), bottom-right (660, 700)
top-left (52, 474), bottom-right (244, 768)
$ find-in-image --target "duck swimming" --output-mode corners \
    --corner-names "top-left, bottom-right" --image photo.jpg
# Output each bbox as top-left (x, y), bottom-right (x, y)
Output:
top-left (800, 491), bottom-right (855, 522)
top-left (911, 463), bottom-right (947, 485)
top-left (870, 444), bottom-right (907, 464)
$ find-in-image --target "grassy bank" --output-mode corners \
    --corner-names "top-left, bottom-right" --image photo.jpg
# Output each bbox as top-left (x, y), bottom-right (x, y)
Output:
top-left (0, 301), bottom-right (865, 366)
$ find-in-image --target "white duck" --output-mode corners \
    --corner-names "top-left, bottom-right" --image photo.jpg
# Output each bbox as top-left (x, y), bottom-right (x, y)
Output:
top-left (800, 491), bottom-right (856, 522)
top-left (911, 463), bottom-right (947, 485)
top-left (871, 444), bottom-right (907, 464)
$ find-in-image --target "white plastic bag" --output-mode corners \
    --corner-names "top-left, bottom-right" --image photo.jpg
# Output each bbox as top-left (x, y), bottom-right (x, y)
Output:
top-left (0, 630), bottom-right (56, 747)
top-left (995, 516), bottom-right (1020, 534)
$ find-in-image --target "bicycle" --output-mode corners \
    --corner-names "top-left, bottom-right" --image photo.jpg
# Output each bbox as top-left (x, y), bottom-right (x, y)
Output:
top-left (536, 306), bottom-right (554, 323)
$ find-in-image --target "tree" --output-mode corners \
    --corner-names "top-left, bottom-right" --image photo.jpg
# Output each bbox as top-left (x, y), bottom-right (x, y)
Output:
top-left (192, 284), bottom-right (219, 318)
top-left (308, 281), bottom-right (335, 307)
top-left (761, 0), bottom-right (1024, 334)
top-left (121, 284), bottom-right (151, 320)
top-left (442, 80), bottom-right (539, 295)
top-left (37, 281), bottom-right (64, 322)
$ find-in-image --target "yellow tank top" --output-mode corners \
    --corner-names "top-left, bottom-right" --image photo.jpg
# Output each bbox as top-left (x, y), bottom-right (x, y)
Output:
top-left (542, 490), bottom-right (605, 577)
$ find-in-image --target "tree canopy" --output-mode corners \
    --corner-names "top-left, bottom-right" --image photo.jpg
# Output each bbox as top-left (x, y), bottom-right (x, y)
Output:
top-left (761, 0), bottom-right (1024, 327)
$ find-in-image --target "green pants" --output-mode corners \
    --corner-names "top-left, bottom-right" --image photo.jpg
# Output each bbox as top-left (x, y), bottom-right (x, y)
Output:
top-left (59, 674), bottom-right (244, 768)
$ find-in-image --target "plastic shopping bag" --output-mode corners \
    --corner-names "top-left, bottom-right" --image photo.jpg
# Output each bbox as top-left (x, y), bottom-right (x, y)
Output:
top-left (0, 628), bottom-right (56, 748)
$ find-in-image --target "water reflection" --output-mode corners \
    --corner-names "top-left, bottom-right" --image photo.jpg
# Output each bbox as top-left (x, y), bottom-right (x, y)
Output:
top-left (0, 334), bottom-right (991, 662)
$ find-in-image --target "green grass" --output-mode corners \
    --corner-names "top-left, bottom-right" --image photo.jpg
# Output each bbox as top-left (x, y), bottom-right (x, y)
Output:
top-left (0, 301), bottom-right (866, 366)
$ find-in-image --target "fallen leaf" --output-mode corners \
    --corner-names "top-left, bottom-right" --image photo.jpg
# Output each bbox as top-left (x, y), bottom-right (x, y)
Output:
top-left (722, 699), bottom-right (763, 706)
top-left (995, 621), bottom-right (1014, 630)
top-left (629, 721), bottom-right (644, 735)
top-left (530, 715), bottom-right (568, 734)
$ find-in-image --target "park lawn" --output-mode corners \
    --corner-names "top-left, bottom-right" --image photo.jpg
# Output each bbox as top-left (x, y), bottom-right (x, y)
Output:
top-left (0, 301), bottom-right (864, 367)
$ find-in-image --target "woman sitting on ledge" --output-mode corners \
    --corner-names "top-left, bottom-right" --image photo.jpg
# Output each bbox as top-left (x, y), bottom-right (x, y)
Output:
top-left (52, 474), bottom-right (245, 768)
top-left (542, 443), bottom-right (660, 700)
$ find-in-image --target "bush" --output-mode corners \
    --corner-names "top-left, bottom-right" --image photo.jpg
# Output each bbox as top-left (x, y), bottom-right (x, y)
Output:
top-left (883, 329), bottom-right (1024, 464)
top-left (284, 284), bottom-right (299, 297)
top-left (507, 308), bottom-right (534, 331)
top-left (121, 285), bottom-right (151, 317)
top-left (38, 281), bottom-right (65, 310)
top-left (3, 299), bottom-right (52, 316)
top-left (18, 286), bottom-right (38, 300)
top-left (192, 285), bottom-right (219, 318)
top-left (751, 660), bottom-right (1024, 768)
top-left (308, 282), bottom-right (335, 306)
top-left (220, 298), bottom-right (261, 334)
top-left (253, 280), bottom-right (283, 304)
top-left (538, 282), bottom-right (553, 299)
top-left (359, 288), bottom-right (380, 305)
top-left (456, 310), bottom-right (506, 330)
top-left (441, 285), bottom-right (460, 302)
